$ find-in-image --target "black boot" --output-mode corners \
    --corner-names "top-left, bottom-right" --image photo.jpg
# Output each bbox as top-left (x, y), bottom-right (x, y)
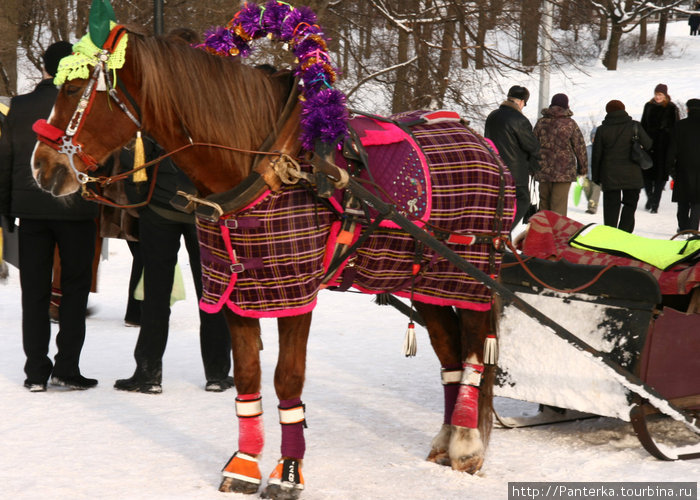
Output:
top-left (114, 365), bottom-right (162, 394)
top-left (51, 374), bottom-right (98, 390)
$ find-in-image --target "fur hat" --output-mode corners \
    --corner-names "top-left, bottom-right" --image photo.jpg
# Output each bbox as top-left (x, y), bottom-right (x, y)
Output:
top-left (654, 83), bottom-right (669, 97)
top-left (43, 41), bottom-right (73, 77)
top-left (507, 85), bottom-right (530, 105)
top-left (550, 93), bottom-right (569, 109)
top-left (605, 100), bottom-right (625, 113)
top-left (687, 98), bottom-right (700, 110)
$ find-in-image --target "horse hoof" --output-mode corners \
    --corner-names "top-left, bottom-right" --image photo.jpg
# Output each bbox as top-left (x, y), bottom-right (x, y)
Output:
top-left (426, 450), bottom-right (451, 466)
top-left (448, 426), bottom-right (484, 474)
top-left (261, 484), bottom-right (303, 500)
top-left (450, 454), bottom-right (484, 474)
top-left (218, 477), bottom-right (260, 494)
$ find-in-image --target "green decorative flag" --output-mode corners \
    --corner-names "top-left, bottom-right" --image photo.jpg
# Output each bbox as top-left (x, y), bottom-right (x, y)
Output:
top-left (89, 0), bottom-right (116, 47)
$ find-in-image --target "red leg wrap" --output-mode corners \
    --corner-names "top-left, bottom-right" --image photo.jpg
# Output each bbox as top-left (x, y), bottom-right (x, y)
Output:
top-left (451, 362), bottom-right (483, 429)
top-left (237, 393), bottom-right (264, 455)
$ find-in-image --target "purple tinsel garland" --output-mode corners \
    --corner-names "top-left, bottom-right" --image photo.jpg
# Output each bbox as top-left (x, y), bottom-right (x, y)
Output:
top-left (200, 0), bottom-right (348, 150)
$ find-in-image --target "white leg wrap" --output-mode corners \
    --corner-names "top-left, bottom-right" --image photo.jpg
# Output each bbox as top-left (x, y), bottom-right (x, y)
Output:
top-left (441, 368), bottom-right (463, 385)
top-left (236, 396), bottom-right (263, 418)
top-left (278, 404), bottom-right (305, 425)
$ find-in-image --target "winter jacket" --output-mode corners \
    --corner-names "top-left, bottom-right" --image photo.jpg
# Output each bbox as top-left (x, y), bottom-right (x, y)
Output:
top-left (484, 100), bottom-right (541, 187)
top-left (641, 98), bottom-right (679, 174)
top-left (591, 109), bottom-right (653, 191)
top-left (120, 134), bottom-right (196, 224)
top-left (533, 106), bottom-right (588, 183)
top-left (0, 79), bottom-right (98, 221)
top-left (667, 106), bottom-right (700, 203)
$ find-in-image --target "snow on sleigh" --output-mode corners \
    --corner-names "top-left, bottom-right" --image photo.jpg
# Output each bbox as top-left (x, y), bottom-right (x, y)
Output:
top-left (495, 210), bottom-right (700, 460)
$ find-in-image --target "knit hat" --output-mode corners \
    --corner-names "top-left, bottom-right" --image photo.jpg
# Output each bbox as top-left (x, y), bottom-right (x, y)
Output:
top-left (550, 93), bottom-right (569, 109)
top-left (43, 41), bottom-right (73, 77)
top-left (507, 85), bottom-right (530, 105)
top-left (605, 100), bottom-right (625, 113)
top-left (654, 83), bottom-right (669, 97)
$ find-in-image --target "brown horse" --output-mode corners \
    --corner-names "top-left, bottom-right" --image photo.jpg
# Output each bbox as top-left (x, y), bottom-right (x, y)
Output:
top-left (32, 25), bottom-right (513, 499)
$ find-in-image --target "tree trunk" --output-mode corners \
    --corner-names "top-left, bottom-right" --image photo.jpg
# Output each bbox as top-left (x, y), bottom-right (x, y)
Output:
top-left (639, 17), bottom-right (647, 45)
top-left (435, 8), bottom-right (456, 108)
top-left (521, 0), bottom-right (541, 67)
top-left (603, 22), bottom-right (623, 71)
top-left (475, 2), bottom-right (488, 69)
top-left (392, 21), bottom-right (411, 113)
top-left (0, 0), bottom-right (19, 96)
top-left (559, 0), bottom-right (571, 30)
top-left (655, 9), bottom-right (668, 55)
top-left (598, 12), bottom-right (608, 41)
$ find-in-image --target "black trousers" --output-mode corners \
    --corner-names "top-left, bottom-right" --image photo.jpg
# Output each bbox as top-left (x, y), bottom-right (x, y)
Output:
top-left (124, 239), bottom-right (143, 324)
top-left (513, 184), bottom-right (531, 227)
top-left (676, 201), bottom-right (700, 232)
top-left (603, 189), bottom-right (640, 233)
top-left (642, 162), bottom-right (666, 210)
top-left (131, 208), bottom-right (232, 383)
top-left (19, 218), bottom-right (96, 383)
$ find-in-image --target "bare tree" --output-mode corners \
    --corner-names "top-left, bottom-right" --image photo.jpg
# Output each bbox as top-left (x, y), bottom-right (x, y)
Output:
top-left (587, 0), bottom-right (685, 70)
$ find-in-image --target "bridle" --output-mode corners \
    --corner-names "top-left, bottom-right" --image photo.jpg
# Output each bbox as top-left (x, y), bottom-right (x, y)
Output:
top-left (33, 25), bottom-right (142, 184)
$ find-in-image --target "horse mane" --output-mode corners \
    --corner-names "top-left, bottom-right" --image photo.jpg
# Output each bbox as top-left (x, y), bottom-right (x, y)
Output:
top-left (127, 31), bottom-right (290, 179)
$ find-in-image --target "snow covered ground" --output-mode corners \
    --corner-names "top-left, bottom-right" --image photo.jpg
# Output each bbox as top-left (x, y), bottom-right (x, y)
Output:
top-left (1, 19), bottom-right (699, 500)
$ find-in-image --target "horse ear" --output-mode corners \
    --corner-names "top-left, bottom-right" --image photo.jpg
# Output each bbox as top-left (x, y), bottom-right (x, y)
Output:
top-left (89, 0), bottom-right (117, 48)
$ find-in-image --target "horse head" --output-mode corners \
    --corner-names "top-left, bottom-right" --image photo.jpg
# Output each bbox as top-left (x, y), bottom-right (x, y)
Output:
top-left (32, 23), bottom-right (295, 198)
top-left (32, 26), bottom-right (142, 196)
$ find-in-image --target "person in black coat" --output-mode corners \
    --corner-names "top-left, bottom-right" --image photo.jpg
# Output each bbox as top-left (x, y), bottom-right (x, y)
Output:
top-left (640, 83), bottom-right (679, 213)
top-left (0, 42), bottom-right (99, 392)
top-left (667, 99), bottom-right (700, 232)
top-left (484, 85), bottom-right (541, 227)
top-left (592, 100), bottom-right (653, 233)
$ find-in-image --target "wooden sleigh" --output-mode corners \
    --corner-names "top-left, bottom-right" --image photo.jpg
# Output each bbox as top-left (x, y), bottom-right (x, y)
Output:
top-left (494, 211), bottom-right (700, 461)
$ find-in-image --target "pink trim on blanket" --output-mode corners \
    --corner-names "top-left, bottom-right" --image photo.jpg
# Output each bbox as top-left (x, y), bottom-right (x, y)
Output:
top-left (346, 284), bottom-right (493, 312)
top-left (224, 297), bottom-right (320, 318)
top-left (360, 119), bottom-right (407, 146)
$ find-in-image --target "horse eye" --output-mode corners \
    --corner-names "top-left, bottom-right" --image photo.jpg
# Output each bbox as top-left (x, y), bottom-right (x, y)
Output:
top-left (65, 84), bottom-right (82, 97)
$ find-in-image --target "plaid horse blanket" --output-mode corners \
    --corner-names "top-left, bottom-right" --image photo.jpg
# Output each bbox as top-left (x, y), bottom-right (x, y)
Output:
top-left (197, 110), bottom-right (515, 318)
top-left (519, 210), bottom-right (700, 295)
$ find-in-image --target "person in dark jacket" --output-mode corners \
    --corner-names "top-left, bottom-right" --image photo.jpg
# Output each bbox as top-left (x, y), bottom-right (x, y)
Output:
top-left (667, 99), bottom-right (700, 232)
top-left (0, 41), bottom-right (99, 392)
top-left (592, 100), bottom-right (653, 233)
top-left (113, 135), bottom-right (234, 394)
top-left (114, 27), bottom-right (233, 394)
top-left (484, 85), bottom-right (541, 227)
top-left (640, 83), bottom-right (680, 213)
top-left (533, 93), bottom-right (588, 216)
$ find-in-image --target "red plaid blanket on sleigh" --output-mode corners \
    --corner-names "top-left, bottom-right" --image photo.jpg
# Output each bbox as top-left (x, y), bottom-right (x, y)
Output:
top-left (519, 210), bottom-right (700, 295)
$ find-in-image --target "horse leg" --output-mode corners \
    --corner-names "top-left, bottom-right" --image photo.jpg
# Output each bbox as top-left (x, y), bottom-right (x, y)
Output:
top-left (219, 310), bottom-right (265, 494)
top-left (261, 312), bottom-right (312, 500)
top-left (414, 303), bottom-right (462, 465)
top-left (415, 303), bottom-right (495, 474)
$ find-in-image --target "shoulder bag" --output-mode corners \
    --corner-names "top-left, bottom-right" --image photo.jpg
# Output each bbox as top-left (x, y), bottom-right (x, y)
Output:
top-left (630, 123), bottom-right (653, 170)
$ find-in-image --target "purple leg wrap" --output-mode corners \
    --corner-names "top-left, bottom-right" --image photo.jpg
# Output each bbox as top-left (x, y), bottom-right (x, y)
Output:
top-left (279, 398), bottom-right (306, 459)
top-left (443, 383), bottom-right (460, 424)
